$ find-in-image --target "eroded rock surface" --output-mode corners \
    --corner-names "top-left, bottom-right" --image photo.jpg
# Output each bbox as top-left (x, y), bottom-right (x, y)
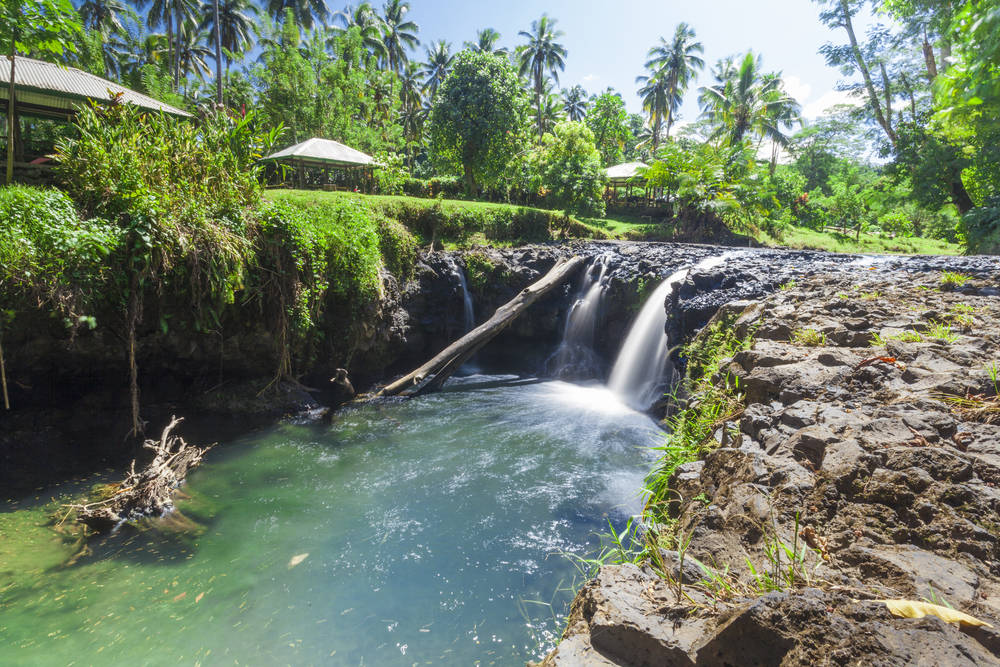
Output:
top-left (540, 270), bottom-right (1000, 666)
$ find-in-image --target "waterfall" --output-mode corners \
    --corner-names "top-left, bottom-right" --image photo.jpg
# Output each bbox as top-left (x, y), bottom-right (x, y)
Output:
top-left (445, 257), bottom-right (475, 332)
top-left (608, 254), bottom-right (729, 409)
top-left (548, 254), bottom-right (610, 378)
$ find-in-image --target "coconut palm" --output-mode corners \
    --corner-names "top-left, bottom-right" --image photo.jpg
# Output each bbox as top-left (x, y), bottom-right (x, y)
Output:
top-left (635, 70), bottom-right (670, 152)
top-left (561, 84), bottom-right (588, 121)
top-left (464, 27), bottom-right (506, 56)
top-left (420, 39), bottom-right (453, 100)
top-left (334, 3), bottom-right (387, 61)
top-left (399, 60), bottom-right (424, 112)
top-left (200, 0), bottom-right (257, 75)
top-left (79, 0), bottom-right (133, 36)
top-left (642, 23), bottom-right (704, 139)
top-left (143, 0), bottom-right (199, 90)
top-left (175, 20), bottom-right (213, 97)
top-left (516, 14), bottom-right (567, 141)
top-left (266, 0), bottom-right (329, 31)
top-left (699, 52), bottom-right (801, 149)
top-left (380, 0), bottom-right (419, 75)
top-left (529, 78), bottom-right (565, 136)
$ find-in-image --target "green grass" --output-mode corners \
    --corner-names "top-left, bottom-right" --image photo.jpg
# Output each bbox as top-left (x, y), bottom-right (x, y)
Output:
top-left (267, 191), bottom-right (965, 256)
top-left (790, 328), bottom-right (827, 346)
top-left (760, 225), bottom-right (961, 256)
top-left (266, 189), bottom-right (610, 246)
top-left (941, 270), bottom-right (972, 287)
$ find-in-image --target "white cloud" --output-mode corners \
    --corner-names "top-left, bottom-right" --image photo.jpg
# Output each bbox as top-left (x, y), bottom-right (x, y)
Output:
top-left (782, 74), bottom-right (860, 121)
top-left (582, 73), bottom-right (599, 83)
top-left (801, 89), bottom-right (859, 120)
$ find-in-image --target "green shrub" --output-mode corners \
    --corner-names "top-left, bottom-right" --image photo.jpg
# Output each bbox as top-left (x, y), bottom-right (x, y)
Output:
top-left (963, 197), bottom-right (1000, 255)
top-left (0, 185), bottom-right (118, 312)
top-left (376, 215), bottom-right (418, 280)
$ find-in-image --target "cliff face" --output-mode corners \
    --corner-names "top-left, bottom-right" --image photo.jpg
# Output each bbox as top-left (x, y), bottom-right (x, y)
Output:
top-left (539, 270), bottom-right (1000, 666)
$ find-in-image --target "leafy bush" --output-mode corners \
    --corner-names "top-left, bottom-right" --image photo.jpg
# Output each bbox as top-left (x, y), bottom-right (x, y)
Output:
top-left (0, 186), bottom-right (118, 315)
top-left (963, 197), bottom-right (1000, 255)
top-left (376, 215), bottom-right (418, 280)
top-left (877, 211), bottom-right (914, 237)
top-left (428, 176), bottom-right (463, 198)
top-left (532, 121), bottom-right (607, 218)
top-left (373, 151), bottom-right (408, 195)
top-left (401, 176), bottom-right (430, 197)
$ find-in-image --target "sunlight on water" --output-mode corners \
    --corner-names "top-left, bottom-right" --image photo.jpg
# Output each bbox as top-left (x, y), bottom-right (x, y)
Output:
top-left (0, 376), bottom-right (664, 665)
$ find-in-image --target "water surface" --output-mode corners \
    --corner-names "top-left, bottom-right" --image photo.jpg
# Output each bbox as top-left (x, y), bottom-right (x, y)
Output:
top-left (1, 375), bottom-right (663, 665)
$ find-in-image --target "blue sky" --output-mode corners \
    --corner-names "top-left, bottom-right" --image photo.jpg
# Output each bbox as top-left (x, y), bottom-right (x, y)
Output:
top-left (403, 0), bottom-right (878, 124)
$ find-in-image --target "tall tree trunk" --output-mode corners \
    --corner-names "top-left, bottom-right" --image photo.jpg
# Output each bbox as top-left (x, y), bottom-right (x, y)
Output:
top-left (900, 72), bottom-right (917, 121)
top-left (166, 14), bottom-right (173, 83)
top-left (838, 0), bottom-right (897, 148)
top-left (6, 33), bottom-right (16, 186)
top-left (213, 0), bottom-right (223, 104)
top-left (173, 3), bottom-right (181, 92)
top-left (951, 177), bottom-right (974, 215)
top-left (921, 28), bottom-right (938, 84)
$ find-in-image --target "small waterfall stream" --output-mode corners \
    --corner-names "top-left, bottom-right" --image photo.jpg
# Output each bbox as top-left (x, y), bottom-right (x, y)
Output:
top-left (608, 254), bottom-right (729, 409)
top-left (444, 257), bottom-right (476, 332)
top-left (549, 254), bottom-right (610, 377)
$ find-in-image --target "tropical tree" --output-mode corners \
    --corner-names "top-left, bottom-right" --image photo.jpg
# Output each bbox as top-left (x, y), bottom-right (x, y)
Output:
top-left (561, 84), bottom-right (588, 121)
top-left (266, 0), bottom-right (329, 31)
top-left (529, 78), bottom-right (565, 136)
top-left (699, 52), bottom-right (801, 149)
top-left (380, 0), bottom-right (418, 75)
top-left (428, 50), bottom-right (529, 194)
top-left (420, 39), bottom-right (452, 99)
top-left (334, 2), bottom-right (385, 60)
top-left (585, 91), bottom-right (630, 165)
top-left (399, 59), bottom-right (423, 111)
top-left (465, 27), bottom-right (505, 56)
top-left (174, 19), bottom-right (212, 95)
top-left (78, 0), bottom-right (133, 37)
top-left (516, 14), bottom-right (567, 141)
top-left (642, 23), bottom-right (704, 139)
top-left (200, 0), bottom-right (256, 75)
top-left (533, 121), bottom-right (606, 217)
top-left (635, 71), bottom-right (669, 152)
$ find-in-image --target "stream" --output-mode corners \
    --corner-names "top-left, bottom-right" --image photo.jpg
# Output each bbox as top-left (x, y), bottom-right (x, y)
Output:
top-left (0, 375), bottom-right (663, 665)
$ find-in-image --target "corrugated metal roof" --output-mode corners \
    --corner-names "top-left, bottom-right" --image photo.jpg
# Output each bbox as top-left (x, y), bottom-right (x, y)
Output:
top-left (0, 56), bottom-right (191, 117)
top-left (605, 162), bottom-right (648, 182)
top-left (262, 137), bottom-right (375, 167)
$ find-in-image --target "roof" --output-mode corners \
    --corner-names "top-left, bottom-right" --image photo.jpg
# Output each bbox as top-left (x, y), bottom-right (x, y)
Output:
top-left (605, 161), bottom-right (649, 182)
top-left (0, 56), bottom-right (191, 118)
top-left (262, 138), bottom-right (375, 168)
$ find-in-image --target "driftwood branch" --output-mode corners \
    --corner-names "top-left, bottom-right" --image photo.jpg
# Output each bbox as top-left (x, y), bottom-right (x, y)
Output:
top-left (379, 256), bottom-right (585, 397)
top-left (69, 416), bottom-right (211, 532)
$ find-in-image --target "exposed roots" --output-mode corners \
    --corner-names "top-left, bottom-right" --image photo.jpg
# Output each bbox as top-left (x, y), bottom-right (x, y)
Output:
top-left (67, 416), bottom-right (212, 532)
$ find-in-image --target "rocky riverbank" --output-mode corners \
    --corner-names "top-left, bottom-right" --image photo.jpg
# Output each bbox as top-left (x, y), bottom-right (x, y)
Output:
top-left (539, 268), bottom-right (1000, 665)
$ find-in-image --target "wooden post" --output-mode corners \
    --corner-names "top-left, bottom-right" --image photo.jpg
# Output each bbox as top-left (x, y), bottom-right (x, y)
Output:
top-left (5, 44), bottom-right (16, 186)
top-left (378, 256), bottom-right (585, 397)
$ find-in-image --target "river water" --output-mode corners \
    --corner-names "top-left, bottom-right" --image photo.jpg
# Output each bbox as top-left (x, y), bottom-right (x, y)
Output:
top-left (0, 375), bottom-right (663, 665)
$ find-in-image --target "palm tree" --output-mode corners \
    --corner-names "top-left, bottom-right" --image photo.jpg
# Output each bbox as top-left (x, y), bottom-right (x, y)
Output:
top-left (420, 39), bottom-right (453, 100)
top-left (266, 0), bottom-right (330, 31)
top-left (699, 52), bottom-right (801, 149)
top-left (79, 0), bottom-right (133, 36)
top-left (143, 0), bottom-right (199, 90)
top-left (380, 0), bottom-right (419, 75)
top-left (530, 78), bottom-right (565, 136)
top-left (516, 14), bottom-right (567, 141)
top-left (465, 27), bottom-right (505, 55)
top-left (334, 3), bottom-right (387, 62)
top-left (200, 0), bottom-right (256, 75)
top-left (399, 59), bottom-right (423, 112)
top-left (635, 70), bottom-right (669, 152)
top-left (643, 23), bottom-right (704, 139)
top-left (561, 84), bottom-right (587, 121)
top-left (175, 19), bottom-right (213, 97)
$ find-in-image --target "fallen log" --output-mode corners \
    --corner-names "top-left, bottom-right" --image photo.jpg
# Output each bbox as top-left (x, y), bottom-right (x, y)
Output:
top-left (69, 416), bottom-right (211, 532)
top-left (379, 255), bottom-right (585, 397)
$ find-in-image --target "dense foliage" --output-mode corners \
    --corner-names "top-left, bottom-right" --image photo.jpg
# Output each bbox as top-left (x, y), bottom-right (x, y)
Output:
top-left (531, 121), bottom-right (606, 218)
top-left (427, 51), bottom-right (528, 195)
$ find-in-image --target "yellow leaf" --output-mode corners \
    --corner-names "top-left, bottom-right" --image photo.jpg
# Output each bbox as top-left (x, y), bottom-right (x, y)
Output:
top-left (288, 553), bottom-right (309, 569)
top-left (877, 599), bottom-right (994, 628)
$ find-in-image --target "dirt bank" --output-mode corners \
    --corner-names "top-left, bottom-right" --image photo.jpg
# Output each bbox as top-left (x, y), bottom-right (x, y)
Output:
top-left (540, 269), bottom-right (1000, 665)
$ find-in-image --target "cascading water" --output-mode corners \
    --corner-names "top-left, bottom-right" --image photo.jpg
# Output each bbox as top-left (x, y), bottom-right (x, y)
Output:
top-left (608, 254), bottom-right (729, 409)
top-left (548, 254), bottom-right (610, 377)
top-left (444, 257), bottom-right (476, 332)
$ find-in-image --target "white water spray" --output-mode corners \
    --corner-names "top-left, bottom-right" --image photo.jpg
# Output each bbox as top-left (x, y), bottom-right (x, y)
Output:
top-left (550, 255), bottom-right (610, 376)
top-left (607, 254), bottom-right (730, 409)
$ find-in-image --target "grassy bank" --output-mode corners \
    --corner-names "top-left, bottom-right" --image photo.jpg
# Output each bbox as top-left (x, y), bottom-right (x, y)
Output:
top-left (269, 191), bottom-right (963, 256)
top-left (266, 189), bottom-right (609, 246)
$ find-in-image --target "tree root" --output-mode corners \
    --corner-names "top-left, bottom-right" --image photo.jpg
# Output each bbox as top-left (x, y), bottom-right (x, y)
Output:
top-left (67, 416), bottom-right (212, 532)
